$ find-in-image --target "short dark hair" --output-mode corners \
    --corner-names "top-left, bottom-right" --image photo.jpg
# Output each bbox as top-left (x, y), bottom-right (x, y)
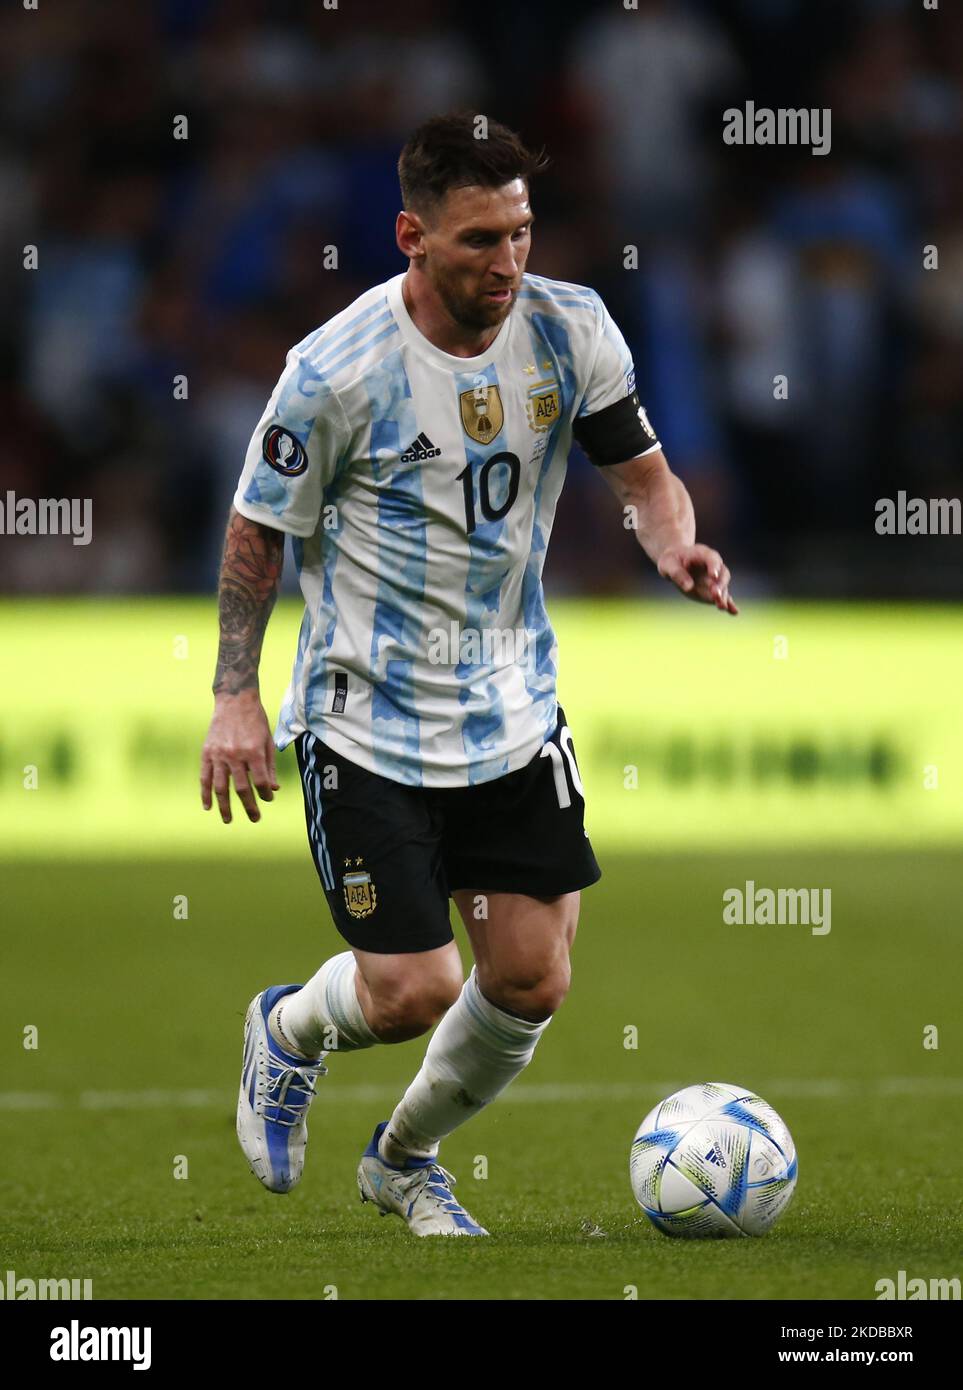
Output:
top-left (398, 111), bottom-right (549, 218)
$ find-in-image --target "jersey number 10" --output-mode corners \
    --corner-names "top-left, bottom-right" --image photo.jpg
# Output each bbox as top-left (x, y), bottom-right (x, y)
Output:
top-left (456, 452), bottom-right (521, 534)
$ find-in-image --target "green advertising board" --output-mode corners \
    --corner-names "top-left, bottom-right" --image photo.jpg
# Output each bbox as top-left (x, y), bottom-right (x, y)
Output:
top-left (1, 599), bottom-right (959, 856)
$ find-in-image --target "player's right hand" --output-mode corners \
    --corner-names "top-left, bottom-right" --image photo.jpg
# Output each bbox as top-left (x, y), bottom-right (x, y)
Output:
top-left (200, 691), bottom-right (281, 824)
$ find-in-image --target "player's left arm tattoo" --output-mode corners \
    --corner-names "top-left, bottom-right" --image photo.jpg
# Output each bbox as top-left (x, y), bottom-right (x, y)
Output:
top-left (212, 506), bottom-right (285, 696)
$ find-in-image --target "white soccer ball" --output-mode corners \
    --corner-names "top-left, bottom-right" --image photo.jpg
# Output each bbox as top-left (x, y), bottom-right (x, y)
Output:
top-left (630, 1081), bottom-right (798, 1238)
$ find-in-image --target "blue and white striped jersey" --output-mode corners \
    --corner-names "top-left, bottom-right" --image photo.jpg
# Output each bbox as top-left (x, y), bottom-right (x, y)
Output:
top-left (233, 271), bottom-right (658, 787)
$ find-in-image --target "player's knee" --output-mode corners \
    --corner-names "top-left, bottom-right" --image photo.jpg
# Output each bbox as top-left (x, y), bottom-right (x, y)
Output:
top-left (370, 972), bottom-right (462, 1040)
top-left (484, 963), bottom-right (571, 1022)
top-left (518, 974), bottom-right (570, 1020)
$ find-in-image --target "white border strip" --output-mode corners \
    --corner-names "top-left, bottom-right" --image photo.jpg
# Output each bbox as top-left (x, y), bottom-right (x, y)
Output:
top-left (1, 1077), bottom-right (960, 1111)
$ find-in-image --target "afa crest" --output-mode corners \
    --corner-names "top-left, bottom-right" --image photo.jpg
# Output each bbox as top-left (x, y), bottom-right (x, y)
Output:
top-left (459, 385), bottom-right (504, 444)
top-left (525, 381), bottom-right (560, 433)
top-left (343, 858), bottom-right (377, 919)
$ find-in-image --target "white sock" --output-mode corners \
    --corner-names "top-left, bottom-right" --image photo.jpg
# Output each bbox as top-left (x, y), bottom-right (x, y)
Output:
top-left (269, 952), bottom-right (379, 1057)
top-left (379, 966), bottom-right (552, 1165)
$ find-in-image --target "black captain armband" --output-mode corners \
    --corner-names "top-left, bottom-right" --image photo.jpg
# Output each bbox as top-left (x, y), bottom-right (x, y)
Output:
top-left (572, 391), bottom-right (661, 467)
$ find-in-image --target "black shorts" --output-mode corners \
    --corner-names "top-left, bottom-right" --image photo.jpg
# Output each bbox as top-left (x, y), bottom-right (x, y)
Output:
top-left (293, 706), bottom-right (601, 954)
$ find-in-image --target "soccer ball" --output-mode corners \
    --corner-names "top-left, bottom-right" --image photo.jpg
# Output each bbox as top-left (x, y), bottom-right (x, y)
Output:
top-left (630, 1081), bottom-right (797, 1238)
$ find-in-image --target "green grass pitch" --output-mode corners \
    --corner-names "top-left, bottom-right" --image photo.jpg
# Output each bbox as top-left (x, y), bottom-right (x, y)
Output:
top-left (1, 851), bottom-right (959, 1300)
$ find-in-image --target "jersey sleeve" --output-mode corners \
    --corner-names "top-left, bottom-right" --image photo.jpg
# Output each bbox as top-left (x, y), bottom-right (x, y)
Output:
top-left (232, 348), bottom-right (349, 537)
top-left (572, 293), bottom-right (662, 467)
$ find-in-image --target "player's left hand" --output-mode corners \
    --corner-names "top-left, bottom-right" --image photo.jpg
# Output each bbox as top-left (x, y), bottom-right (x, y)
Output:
top-left (657, 544), bottom-right (738, 614)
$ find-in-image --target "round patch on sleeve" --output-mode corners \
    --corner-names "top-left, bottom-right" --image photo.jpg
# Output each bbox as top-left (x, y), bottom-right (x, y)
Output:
top-left (262, 425), bottom-right (308, 477)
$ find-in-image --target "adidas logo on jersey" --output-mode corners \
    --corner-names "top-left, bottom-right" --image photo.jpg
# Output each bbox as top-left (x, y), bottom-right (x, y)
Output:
top-left (400, 432), bottom-right (441, 462)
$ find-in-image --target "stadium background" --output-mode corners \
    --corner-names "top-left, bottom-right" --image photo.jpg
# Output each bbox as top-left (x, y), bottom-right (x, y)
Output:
top-left (1, 0), bottom-right (960, 1302)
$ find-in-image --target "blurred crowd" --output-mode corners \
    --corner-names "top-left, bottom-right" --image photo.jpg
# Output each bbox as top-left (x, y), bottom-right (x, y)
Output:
top-left (1, 0), bottom-right (961, 597)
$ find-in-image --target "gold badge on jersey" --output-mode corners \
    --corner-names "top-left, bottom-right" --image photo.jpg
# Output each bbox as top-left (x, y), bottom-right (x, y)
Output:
top-left (525, 379), bottom-right (561, 433)
top-left (459, 384), bottom-right (504, 444)
top-left (343, 858), bottom-right (377, 919)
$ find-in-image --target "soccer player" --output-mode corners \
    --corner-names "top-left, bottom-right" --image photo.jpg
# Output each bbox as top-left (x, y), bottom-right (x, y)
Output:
top-left (200, 112), bottom-right (737, 1237)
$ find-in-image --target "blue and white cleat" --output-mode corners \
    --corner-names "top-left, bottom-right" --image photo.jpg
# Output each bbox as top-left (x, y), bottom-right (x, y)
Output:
top-left (236, 985), bottom-right (327, 1194)
top-left (357, 1121), bottom-right (489, 1236)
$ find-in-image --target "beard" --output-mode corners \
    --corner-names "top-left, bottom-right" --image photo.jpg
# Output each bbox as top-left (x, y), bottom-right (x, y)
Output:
top-left (430, 262), bottom-right (517, 333)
